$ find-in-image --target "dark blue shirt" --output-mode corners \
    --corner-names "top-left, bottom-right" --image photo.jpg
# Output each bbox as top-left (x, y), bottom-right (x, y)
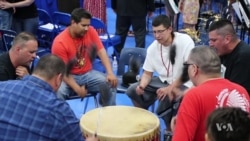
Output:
top-left (0, 75), bottom-right (84, 141)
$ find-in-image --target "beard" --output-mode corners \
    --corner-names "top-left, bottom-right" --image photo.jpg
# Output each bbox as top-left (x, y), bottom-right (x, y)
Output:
top-left (75, 30), bottom-right (87, 38)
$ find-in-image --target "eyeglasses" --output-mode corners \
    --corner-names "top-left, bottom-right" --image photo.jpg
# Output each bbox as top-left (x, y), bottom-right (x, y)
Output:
top-left (153, 29), bottom-right (167, 35)
top-left (183, 62), bottom-right (199, 68)
top-left (183, 62), bottom-right (195, 67)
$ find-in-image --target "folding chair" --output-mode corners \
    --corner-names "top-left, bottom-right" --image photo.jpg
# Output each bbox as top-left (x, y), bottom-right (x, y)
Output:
top-left (37, 8), bottom-right (58, 47)
top-left (30, 56), bottom-right (40, 72)
top-left (116, 47), bottom-right (147, 92)
top-left (0, 29), bottom-right (50, 57)
top-left (37, 8), bottom-right (54, 26)
top-left (154, 0), bottom-right (165, 15)
top-left (115, 47), bottom-right (156, 112)
top-left (90, 17), bottom-right (121, 56)
top-left (52, 11), bottom-right (71, 34)
top-left (67, 92), bottom-right (99, 114)
top-left (0, 29), bottom-right (17, 52)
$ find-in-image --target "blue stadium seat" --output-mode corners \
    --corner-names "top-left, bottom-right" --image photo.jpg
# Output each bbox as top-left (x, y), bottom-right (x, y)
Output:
top-left (0, 29), bottom-right (17, 52)
top-left (37, 8), bottom-right (58, 48)
top-left (90, 17), bottom-right (121, 56)
top-left (52, 11), bottom-right (71, 34)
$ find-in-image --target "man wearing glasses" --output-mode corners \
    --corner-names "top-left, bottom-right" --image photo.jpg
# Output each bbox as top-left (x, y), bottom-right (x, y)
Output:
top-left (172, 46), bottom-right (250, 141)
top-left (126, 15), bottom-right (195, 131)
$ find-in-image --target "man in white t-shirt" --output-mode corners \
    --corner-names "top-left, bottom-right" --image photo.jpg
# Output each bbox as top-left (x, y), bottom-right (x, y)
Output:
top-left (126, 15), bottom-right (195, 130)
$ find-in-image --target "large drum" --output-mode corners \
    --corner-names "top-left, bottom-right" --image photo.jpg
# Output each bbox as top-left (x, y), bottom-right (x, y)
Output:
top-left (80, 106), bottom-right (160, 141)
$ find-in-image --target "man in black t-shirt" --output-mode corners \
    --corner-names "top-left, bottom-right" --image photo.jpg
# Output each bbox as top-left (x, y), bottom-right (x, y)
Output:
top-left (209, 19), bottom-right (250, 95)
top-left (0, 32), bottom-right (38, 81)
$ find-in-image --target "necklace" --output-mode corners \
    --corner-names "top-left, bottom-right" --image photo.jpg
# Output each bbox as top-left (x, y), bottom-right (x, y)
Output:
top-left (73, 38), bottom-right (86, 68)
top-left (69, 28), bottom-right (87, 68)
top-left (160, 44), bottom-right (172, 77)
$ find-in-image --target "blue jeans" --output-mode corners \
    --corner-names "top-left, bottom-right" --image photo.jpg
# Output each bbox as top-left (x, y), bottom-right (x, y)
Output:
top-left (0, 10), bottom-right (12, 51)
top-left (57, 70), bottom-right (116, 106)
top-left (0, 10), bottom-right (12, 30)
top-left (12, 17), bottom-right (38, 35)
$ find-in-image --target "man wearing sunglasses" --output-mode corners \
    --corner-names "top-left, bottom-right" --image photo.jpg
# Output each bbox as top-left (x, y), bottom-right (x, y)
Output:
top-left (172, 46), bottom-right (250, 141)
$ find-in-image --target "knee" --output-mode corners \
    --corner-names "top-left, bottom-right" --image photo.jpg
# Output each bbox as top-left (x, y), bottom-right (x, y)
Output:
top-left (126, 83), bottom-right (138, 97)
top-left (56, 82), bottom-right (70, 100)
top-left (56, 92), bottom-right (66, 100)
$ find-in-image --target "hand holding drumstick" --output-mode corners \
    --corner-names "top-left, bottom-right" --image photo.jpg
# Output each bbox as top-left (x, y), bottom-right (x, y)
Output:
top-left (86, 135), bottom-right (98, 141)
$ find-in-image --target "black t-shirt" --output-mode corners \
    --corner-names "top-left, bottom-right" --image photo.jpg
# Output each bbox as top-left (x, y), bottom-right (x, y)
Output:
top-left (0, 52), bottom-right (17, 81)
top-left (13, 0), bottom-right (37, 19)
top-left (221, 41), bottom-right (250, 95)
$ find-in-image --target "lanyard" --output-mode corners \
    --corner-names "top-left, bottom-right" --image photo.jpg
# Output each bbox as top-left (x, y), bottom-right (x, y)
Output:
top-left (160, 44), bottom-right (172, 77)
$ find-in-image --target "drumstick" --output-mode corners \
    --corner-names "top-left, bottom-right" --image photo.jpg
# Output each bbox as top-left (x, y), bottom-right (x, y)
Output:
top-left (95, 82), bottom-right (110, 136)
top-left (66, 44), bottom-right (97, 76)
top-left (95, 105), bottom-right (102, 137)
top-left (66, 58), bottom-right (77, 76)
top-left (88, 44), bottom-right (97, 63)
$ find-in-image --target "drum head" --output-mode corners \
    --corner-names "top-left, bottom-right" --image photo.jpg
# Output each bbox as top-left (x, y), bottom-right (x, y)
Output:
top-left (80, 106), bottom-right (160, 141)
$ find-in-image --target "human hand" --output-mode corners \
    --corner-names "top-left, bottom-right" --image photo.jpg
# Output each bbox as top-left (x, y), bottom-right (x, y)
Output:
top-left (170, 116), bottom-right (177, 132)
top-left (76, 85), bottom-right (87, 98)
top-left (0, 1), bottom-right (12, 9)
top-left (156, 86), bottom-right (173, 101)
top-left (135, 85), bottom-right (144, 95)
top-left (178, 1), bottom-right (183, 12)
top-left (106, 73), bottom-right (117, 88)
top-left (13, 6), bottom-right (15, 13)
top-left (85, 135), bottom-right (98, 141)
top-left (157, 83), bottom-right (185, 101)
top-left (157, 84), bottom-right (186, 101)
top-left (0, 1), bottom-right (4, 8)
top-left (16, 66), bottom-right (29, 79)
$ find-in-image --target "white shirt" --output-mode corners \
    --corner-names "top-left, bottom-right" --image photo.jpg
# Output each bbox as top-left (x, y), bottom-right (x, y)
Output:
top-left (143, 32), bottom-right (195, 87)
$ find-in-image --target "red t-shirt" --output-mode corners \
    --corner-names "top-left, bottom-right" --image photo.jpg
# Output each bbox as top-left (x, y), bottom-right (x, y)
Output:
top-left (52, 27), bottom-right (103, 74)
top-left (172, 78), bottom-right (250, 141)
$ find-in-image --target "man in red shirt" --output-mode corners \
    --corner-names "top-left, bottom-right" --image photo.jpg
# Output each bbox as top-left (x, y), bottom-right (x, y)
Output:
top-left (52, 8), bottom-right (117, 105)
top-left (172, 46), bottom-right (250, 141)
